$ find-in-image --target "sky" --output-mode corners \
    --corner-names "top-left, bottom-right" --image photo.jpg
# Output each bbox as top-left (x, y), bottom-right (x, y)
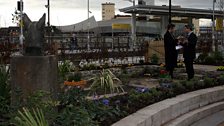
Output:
top-left (0, 0), bottom-right (218, 27)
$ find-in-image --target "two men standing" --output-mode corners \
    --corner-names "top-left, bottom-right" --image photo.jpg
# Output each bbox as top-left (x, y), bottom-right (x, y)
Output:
top-left (164, 24), bottom-right (198, 80)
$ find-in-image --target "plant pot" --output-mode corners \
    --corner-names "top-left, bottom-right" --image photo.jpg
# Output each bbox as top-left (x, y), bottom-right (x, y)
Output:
top-left (64, 80), bottom-right (87, 87)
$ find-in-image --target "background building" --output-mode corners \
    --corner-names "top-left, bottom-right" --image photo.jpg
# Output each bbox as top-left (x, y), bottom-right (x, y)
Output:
top-left (102, 2), bottom-right (115, 21)
top-left (138, 0), bottom-right (155, 5)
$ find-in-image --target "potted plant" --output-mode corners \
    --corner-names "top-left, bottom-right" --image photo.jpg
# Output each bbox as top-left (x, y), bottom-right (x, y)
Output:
top-left (64, 72), bottom-right (86, 87)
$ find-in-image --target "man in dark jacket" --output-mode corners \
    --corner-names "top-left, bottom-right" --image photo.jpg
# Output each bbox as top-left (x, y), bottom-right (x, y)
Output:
top-left (164, 24), bottom-right (178, 79)
top-left (180, 25), bottom-right (198, 80)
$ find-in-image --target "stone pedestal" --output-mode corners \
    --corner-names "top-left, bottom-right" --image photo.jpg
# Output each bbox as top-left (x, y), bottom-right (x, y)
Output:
top-left (11, 55), bottom-right (58, 104)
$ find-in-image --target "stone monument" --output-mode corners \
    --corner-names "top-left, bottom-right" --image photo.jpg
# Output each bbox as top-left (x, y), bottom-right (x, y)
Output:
top-left (11, 13), bottom-right (58, 104)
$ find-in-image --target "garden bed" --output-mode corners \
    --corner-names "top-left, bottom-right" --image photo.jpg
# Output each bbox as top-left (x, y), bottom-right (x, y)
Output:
top-left (2, 62), bottom-right (224, 126)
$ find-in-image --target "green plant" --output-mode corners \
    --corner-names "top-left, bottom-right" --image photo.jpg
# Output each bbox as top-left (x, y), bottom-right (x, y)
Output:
top-left (54, 106), bottom-right (97, 126)
top-left (58, 87), bottom-right (86, 106)
top-left (195, 80), bottom-right (205, 89)
top-left (58, 60), bottom-right (74, 80)
top-left (86, 101), bottom-right (126, 126)
top-left (102, 63), bottom-right (110, 69)
top-left (0, 65), bottom-right (10, 119)
top-left (204, 77), bottom-right (214, 87)
top-left (150, 54), bottom-right (159, 64)
top-left (217, 74), bottom-right (224, 85)
top-left (204, 56), bottom-right (216, 65)
top-left (67, 72), bottom-right (82, 82)
top-left (213, 51), bottom-right (223, 63)
top-left (22, 90), bottom-right (58, 125)
top-left (184, 80), bottom-right (195, 91)
top-left (14, 108), bottom-right (48, 126)
top-left (0, 65), bottom-right (10, 98)
top-left (172, 82), bottom-right (186, 95)
top-left (197, 53), bottom-right (208, 63)
top-left (89, 69), bottom-right (124, 95)
top-left (139, 60), bottom-right (144, 64)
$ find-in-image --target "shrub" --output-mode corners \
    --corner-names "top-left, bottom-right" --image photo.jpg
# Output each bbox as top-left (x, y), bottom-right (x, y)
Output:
top-left (217, 74), bottom-right (224, 85)
top-left (67, 72), bottom-right (82, 82)
top-left (197, 53), bottom-right (208, 63)
top-left (185, 81), bottom-right (195, 91)
top-left (0, 65), bottom-right (10, 123)
top-left (54, 106), bottom-right (97, 126)
top-left (58, 60), bottom-right (74, 80)
top-left (172, 82), bottom-right (186, 95)
top-left (204, 56), bottom-right (216, 65)
top-left (204, 77), bottom-right (215, 87)
top-left (150, 54), bottom-right (159, 64)
top-left (213, 51), bottom-right (223, 63)
top-left (194, 80), bottom-right (205, 89)
top-left (139, 60), bottom-right (144, 64)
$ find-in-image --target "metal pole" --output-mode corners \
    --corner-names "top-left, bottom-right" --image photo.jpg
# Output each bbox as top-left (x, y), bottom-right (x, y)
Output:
top-left (131, 0), bottom-right (136, 49)
top-left (223, 11), bottom-right (224, 46)
top-left (47, 0), bottom-right (50, 27)
top-left (19, 0), bottom-right (23, 50)
top-left (169, 0), bottom-right (171, 24)
top-left (87, 0), bottom-right (90, 50)
top-left (47, 0), bottom-right (51, 50)
top-left (212, 0), bottom-right (216, 51)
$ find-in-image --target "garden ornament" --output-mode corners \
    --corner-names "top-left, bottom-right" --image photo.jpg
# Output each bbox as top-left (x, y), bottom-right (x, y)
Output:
top-left (23, 13), bottom-right (46, 56)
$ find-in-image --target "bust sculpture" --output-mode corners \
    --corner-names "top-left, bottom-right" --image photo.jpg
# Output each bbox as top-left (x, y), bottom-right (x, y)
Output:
top-left (23, 13), bottom-right (46, 56)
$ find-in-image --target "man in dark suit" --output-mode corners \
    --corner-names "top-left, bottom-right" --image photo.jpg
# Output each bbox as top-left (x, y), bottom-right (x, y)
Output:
top-left (180, 25), bottom-right (198, 80)
top-left (164, 24), bottom-right (178, 79)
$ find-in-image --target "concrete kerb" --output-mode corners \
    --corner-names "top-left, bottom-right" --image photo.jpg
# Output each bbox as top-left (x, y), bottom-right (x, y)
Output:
top-left (112, 86), bottom-right (224, 126)
top-left (165, 101), bottom-right (224, 126)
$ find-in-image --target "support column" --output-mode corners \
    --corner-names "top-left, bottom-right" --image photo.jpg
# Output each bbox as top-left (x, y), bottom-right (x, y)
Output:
top-left (131, 13), bottom-right (136, 49)
top-left (188, 17), bottom-right (193, 25)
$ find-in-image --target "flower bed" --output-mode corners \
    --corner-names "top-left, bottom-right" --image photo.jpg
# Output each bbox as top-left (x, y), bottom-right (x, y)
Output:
top-left (64, 80), bottom-right (87, 87)
top-left (3, 62), bottom-right (224, 126)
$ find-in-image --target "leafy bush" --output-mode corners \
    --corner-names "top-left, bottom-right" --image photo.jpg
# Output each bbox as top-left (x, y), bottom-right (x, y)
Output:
top-left (194, 80), bottom-right (205, 89)
top-left (172, 82), bottom-right (186, 95)
top-left (197, 53), bottom-right (208, 63)
top-left (0, 65), bottom-right (10, 123)
top-left (67, 72), bottom-right (82, 82)
top-left (217, 74), bottom-right (224, 85)
top-left (202, 51), bottom-right (223, 65)
top-left (213, 51), bottom-right (223, 63)
top-left (150, 54), bottom-right (159, 64)
top-left (204, 56), bottom-right (216, 65)
top-left (139, 60), bottom-right (144, 64)
top-left (58, 60), bottom-right (75, 80)
top-left (58, 87), bottom-right (86, 107)
top-left (54, 106), bottom-right (97, 126)
top-left (204, 77), bottom-right (215, 87)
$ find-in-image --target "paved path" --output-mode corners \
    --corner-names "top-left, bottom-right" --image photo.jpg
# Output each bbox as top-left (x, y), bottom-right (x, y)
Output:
top-left (194, 64), bottom-right (219, 72)
top-left (190, 110), bottom-right (224, 126)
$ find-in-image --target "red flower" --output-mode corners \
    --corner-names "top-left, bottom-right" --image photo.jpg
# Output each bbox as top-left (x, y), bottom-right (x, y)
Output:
top-left (160, 70), bottom-right (167, 75)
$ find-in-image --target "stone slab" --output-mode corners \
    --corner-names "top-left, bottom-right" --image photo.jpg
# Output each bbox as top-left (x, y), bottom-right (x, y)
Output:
top-left (11, 55), bottom-right (58, 104)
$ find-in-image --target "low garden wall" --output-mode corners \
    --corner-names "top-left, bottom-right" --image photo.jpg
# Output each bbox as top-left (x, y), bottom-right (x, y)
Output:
top-left (80, 65), bottom-right (159, 79)
top-left (112, 86), bottom-right (224, 126)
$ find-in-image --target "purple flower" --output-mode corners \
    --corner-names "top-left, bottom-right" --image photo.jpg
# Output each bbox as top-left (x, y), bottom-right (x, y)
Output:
top-left (115, 100), bottom-right (120, 105)
top-left (102, 99), bottom-right (110, 106)
top-left (160, 83), bottom-right (172, 88)
top-left (136, 87), bottom-right (149, 93)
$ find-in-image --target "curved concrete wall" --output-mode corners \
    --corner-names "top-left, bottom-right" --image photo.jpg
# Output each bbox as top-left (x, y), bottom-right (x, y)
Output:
top-left (112, 86), bottom-right (224, 126)
top-left (166, 101), bottom-right (224, 126)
